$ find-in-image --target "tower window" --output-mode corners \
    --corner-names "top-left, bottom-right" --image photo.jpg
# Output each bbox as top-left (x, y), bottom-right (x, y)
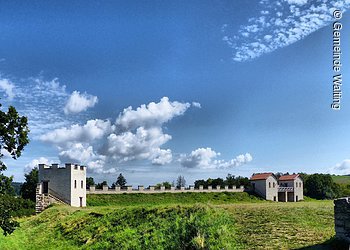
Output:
top-left (269, 182), bottom-right (271, 188)
top-left (81, 180), bottom-right (83, 189)
top-left (74, 180), bottom-right (77, 189)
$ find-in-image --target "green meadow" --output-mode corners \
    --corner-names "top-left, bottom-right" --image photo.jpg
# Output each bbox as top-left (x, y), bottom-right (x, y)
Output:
top-left (0, 193), bottom-right (342, 249)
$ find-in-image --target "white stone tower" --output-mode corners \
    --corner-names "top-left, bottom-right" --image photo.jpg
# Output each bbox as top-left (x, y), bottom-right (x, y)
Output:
top-left (36, 163), bottom-right (86, 212)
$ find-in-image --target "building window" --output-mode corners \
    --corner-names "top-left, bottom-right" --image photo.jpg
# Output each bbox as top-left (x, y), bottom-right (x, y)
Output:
top-left (81, 180), bottom-right (83, 189)
top-left (74, 180), bottom-right (77, 189)
top-left (273, 182), bottom-right (275, 188)
top-left (269, 182), bottom-right (271, 188)
top-left (299, 182), bottom-right (302, 188)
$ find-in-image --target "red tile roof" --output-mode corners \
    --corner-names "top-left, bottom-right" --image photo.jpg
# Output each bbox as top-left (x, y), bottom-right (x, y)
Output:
top-left (278, 174), bottom-right (300, 181)
top-left (250, 172), bottom-right (274, 181)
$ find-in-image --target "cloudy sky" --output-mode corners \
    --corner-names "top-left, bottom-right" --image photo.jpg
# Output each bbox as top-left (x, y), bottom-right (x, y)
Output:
top-left (1, 0), bottom-right (350, 185)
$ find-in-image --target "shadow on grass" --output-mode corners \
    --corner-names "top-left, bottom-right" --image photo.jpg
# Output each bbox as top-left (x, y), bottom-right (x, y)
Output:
top-left (295, 237), bottom-right (350, 250)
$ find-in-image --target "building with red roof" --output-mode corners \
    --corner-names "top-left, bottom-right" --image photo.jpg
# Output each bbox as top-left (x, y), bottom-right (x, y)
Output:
top-left (250, 172), bottom-right (303, 202)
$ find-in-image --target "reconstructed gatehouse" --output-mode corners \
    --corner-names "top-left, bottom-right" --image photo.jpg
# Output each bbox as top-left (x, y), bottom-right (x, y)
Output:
top-left (250, 173), bottom-right (303, 202)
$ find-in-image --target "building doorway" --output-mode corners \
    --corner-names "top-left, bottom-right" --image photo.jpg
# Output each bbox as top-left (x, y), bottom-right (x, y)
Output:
top-left (296, 195), bottom-right (298, 202)
top-left (79, 197), bottom-right (83, 207)
top-left (43, 181), bottom-right (49, 194)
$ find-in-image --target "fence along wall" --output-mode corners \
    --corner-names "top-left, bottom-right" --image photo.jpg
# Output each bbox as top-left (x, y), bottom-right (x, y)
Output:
top-left (87, 185), bottom-right (245, 194)
top-left (334, 197), bottom-right (350, 242)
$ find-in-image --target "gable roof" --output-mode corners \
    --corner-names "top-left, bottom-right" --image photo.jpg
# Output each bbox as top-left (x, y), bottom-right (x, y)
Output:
top-left (278, 174), bottom-right (300, 181)
top-left (250, 172), bottom-right (275, 181)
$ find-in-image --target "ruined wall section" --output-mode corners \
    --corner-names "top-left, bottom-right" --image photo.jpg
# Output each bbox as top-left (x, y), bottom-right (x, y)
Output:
top-left (334, 197), bottom-right (350, 242)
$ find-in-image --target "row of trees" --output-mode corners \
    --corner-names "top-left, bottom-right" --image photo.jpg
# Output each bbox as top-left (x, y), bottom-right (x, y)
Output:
top-left (86, 173), bottom-right (127, 189)
top-left (194, 174), bottom-right (250, 189)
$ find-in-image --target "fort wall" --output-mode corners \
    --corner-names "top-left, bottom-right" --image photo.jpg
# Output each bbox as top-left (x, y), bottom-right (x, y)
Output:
top-left (87, 185), bottom-right (246, 194)
top-left (334, 197), bottom-right (350, 242)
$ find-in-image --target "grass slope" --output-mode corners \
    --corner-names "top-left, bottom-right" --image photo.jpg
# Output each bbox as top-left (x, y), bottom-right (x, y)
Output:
top-left (0, 205), bottom-right (238, 250)
top-left (0, 193), bottom-right (339, 250)
top-left (332, 175), bottom-right (350, 185)
top-left (87, 192), bottom-right (263, 206)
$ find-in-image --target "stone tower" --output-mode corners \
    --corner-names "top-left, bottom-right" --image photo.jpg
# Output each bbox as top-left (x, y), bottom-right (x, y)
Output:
top-left (36, 163), bottom-right (86, 213)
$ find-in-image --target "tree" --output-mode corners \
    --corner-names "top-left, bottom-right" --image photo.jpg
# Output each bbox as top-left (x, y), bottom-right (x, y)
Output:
top-left (86, 177), bottom-right (95, 188)
top-left (0, 174), bottom-right (15, 196)
top-left (96, 181), bottom-right (108, 189)
top-left (155, 182), bottom-right (172, 190)
top-left (20, 168), bottom-right (38, 202)
top-left (116, 173), bottom-right (127, 187)
top-left (225, 174), bottom-right (236, 187)
top-left (176, 175), bottom-right (186, 189)
top-left (304, 174), bottom-right (341, 199)
top-left (0, 103), bottom-right (29, 236)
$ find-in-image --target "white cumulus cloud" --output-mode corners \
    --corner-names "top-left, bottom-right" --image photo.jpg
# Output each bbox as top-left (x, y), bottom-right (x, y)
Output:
top-left (116, 97), bottom-right (192, 131)
top-left (40, 119), bottom-right (112, 148)
top-left (24, 157), bottom-right (53, 172)
top-left (64, 90), bottom-right (98, 114)
top-left (180, 147), bottom-right (253, 169)
top-left (40, 97), bottom-right (198, 173)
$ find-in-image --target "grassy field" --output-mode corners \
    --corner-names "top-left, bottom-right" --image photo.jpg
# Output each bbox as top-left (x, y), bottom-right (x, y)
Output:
top-left (332, 175), bottom-right (350, 185)
top-left (0, 193), bottom-right (341, 249)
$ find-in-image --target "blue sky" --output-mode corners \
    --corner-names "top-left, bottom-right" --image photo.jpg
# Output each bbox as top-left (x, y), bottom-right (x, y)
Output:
top-left (1, 0), bottom-right (350, 186)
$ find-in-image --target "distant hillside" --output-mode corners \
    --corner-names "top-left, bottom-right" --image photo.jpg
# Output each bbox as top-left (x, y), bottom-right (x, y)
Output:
top-left (331, 175), bottom-right (350, 185)
top-left (11, 182), bottom-right (23, 196)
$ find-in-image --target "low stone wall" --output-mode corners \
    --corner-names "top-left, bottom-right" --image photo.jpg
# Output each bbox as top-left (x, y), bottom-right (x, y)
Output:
top-left (87, 185), bottom-right (246, 195)
top-left (334, 197), bottom-right (350, 242)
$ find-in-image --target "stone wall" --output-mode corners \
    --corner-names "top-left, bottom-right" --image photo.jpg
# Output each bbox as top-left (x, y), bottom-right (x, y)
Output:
top-left (36, 183), bottom-right (70, 213)
top-left (334, 197), bottom-right (350, 242)
top-left (87, 185), bottom-right (246, 194)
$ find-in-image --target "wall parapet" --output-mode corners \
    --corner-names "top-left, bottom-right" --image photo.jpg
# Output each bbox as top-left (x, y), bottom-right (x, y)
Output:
top-left (334, 197), bottom-right (350, 242)
top-left (87, 185), bottom-right (246, 194)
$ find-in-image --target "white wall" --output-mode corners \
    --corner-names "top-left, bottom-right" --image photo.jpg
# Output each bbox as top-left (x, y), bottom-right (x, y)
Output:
top-left (265, 176), bottom-right (278, 201)
top-left (294, 177), bottom-right (304, 201)
top-left (39, 164), bottom-right (72, 204)
top-left (70, 164), bottom-right (86, 207)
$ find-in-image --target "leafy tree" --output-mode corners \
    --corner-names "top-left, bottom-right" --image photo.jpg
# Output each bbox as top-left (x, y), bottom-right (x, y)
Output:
top-left (0, 174), bottom-right (15, 196)
top-left (304, 174), bottom-right (341, 199)
top-left (20, 168), bottom-right (38, 202)
top-left (194, 179), bottom-right (207, 188)
top-left (155, 182), bottom-right (172, 190)
top-left (0, 195), bottom-right (19, 236)
top-left (86, 177), bottom-right (95, 188)
top-left (0, 103), bottom-right (29, 236)
top-left (194, 175), bottom-right (251, 189)
top-left (176, 175), bottom-right (186, 189)
top-left (96, 181), bottom-right (108, 189)
top-left (225, 174), bottom-right (236, 187)
top-left (116, 173), bottom-right (127, 187)
top-left (235, 176), bottom-right (250, 188)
